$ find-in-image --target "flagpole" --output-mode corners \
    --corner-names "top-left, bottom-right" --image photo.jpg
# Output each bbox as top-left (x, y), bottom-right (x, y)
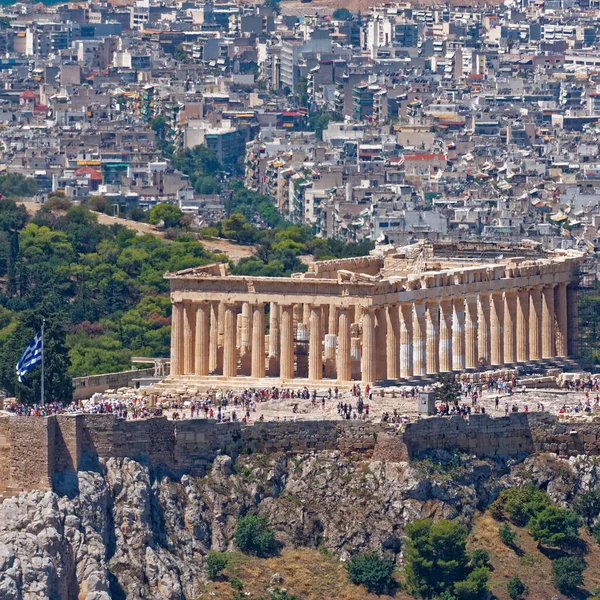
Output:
top-left (41, 319), bottom-right (45, 407)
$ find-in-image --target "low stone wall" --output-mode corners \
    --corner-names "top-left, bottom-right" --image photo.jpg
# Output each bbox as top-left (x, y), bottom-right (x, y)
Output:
top-left (2, 412), bottom-right (600, 495)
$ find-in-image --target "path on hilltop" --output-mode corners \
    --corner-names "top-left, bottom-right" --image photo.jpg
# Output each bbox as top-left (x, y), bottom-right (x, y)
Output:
top-left (20, 201), bottom-right (255, 263)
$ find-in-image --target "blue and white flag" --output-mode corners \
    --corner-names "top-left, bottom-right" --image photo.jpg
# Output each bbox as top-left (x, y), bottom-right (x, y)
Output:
top-left (16, 330), bottom-right (43, 383)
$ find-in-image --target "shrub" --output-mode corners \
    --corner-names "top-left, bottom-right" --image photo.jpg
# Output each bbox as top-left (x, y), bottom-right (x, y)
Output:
top-left (345, 551), bottom-right (395, 594)
top-left (490, 485), bottom-right (550, 526)
top-left (575, 489), bottom-right (600, 530)
top-left (593, 520), bottom-right (600, 544)
top-left (499, 523), bottom-right (517, 547)
top-left (528, 506), bottom-right (581, 548)
top-left (453, 566), bottom-right (489, 600)
top-left (235, 514), bottom-right (277, 557)
top-left (507, 575), bottom-right (528, 600)
top-left (269, 590), bottom-right (297, 600)
top-left (469, 549), bottom-right (490, 569)
top-left (552, 556), bottom-right (585, 594)
top-left (404, 519), bottom-right (469, 598)
top-left (204, 551), bottom-right (229, 580)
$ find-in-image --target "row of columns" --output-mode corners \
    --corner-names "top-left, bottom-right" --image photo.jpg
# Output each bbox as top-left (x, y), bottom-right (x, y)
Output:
top-left (170, 282), bottom-right (575, 384)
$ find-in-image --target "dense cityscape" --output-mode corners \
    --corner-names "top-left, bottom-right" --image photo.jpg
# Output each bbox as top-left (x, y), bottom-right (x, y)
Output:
top-left (3, 0), bottom-right (600, 598)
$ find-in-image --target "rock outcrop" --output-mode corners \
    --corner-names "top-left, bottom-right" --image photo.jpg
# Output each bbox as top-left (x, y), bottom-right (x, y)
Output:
top-left (0, 449), bottom-right (595, 599)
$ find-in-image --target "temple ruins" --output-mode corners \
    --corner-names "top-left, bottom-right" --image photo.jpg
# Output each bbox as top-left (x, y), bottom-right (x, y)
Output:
top-left (165, 241), bottom-right (584, 386)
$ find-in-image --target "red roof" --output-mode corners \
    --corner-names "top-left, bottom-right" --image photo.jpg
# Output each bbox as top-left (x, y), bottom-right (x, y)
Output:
top-left (74, 167), bottom-right (102, 181)
top-left (404, 154), bottom-right (445, 161)
top-left (20, 90), bottom-right (36, 99)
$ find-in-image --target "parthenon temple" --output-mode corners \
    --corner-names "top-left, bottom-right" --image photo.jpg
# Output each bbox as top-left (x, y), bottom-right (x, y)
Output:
top-left (166, 241), bottom-right (584, 386)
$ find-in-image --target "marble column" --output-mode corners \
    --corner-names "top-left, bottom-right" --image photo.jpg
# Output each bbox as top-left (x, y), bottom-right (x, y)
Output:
top-left (183, 301), bottom-right (195, 375)
top-left (337, 308), bottom-right (352, 381)
top-left (170, 301), bottom-right (184, 376)
top-left (504, 290), bottom-right (517, 364)
top-left (426, 299), bottom-right (440, 374)
top-left (303, 303), bottom-right (311, 325)
top-left (280, 305), bottom-right (295, 379)
top-left (217, 301), bottom-right (225, 370)
top-left (567, 286), bottom-right (579, 356)
top-left (223, 303), bottom-right (237, 378)
top-left (386, 304), bottom-right (400, 380)
top-left (194, 302), bottom-right (210, 376)
top-left (555, 282), bottom-right (568, 357)
top-left (465, 295), bottom-right (478, 370)
top-left (478, 293), bottom-right (491, 366)
top-left (516, 287), bottom-right (530, 363)
top-left (361, 308), bottom-right (376, 384)
top-left (414, 301), bottom-right (427, 376)
top-left (542, 284), bottom-right (555, 358)
top-left (251, 303), bottom-right (265, 379)
top-left (268, 302), bottom-right (280, 376)
top-left (209, 302), bottom-right (219, 373)
top-left (375, 306), bottom-right (387, 381)
top-left (324, 334), bottom-right (337, 378)
top-left (490, 290), bottom-right (504, 365)
top-left (309, 305), bottom-right (323, 381)
top-left (529, 285), bottom-right (543, 361)
top-left (439, 298), bottom-right (453, 373)
top-left (239, 302), bottom-right (251, 374)
top-left (320, 305), bottom-right (329, 342)
top-left (328, 305), bottom-right (338, 335)
top-left (400, 303), bottom-right (414, 378)
top-left (452, 297), bottom-right (466, 371)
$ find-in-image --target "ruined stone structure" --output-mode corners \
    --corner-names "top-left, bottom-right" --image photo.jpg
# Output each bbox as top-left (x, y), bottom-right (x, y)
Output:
top-left (0, 412), bottom-right (598, 496)
top-left (166, 241), bottom-right (584, 386)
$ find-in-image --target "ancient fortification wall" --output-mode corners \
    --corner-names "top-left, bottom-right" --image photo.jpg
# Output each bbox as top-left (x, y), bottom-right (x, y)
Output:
top-left (1, 413), bottom-right (599, 494)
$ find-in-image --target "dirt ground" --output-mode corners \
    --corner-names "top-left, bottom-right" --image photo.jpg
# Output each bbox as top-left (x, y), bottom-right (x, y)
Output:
top-left (18, 201), bottom-right (255, 263)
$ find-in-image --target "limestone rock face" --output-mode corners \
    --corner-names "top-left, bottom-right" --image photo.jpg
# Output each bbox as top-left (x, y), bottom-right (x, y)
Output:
top-left (0, 450), bottom-right (590, 599)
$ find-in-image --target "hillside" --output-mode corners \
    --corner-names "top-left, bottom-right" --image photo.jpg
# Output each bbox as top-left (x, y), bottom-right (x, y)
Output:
top-left (2, 446), bottom-right (600, 599)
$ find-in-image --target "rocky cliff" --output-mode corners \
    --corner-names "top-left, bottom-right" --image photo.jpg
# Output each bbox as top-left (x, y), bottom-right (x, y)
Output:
top-left (0, 448), bottom-right (597, 600)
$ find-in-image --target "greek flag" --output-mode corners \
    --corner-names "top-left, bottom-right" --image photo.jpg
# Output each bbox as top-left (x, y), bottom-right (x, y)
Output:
top-left (16, 330), bottom-right (43, 383)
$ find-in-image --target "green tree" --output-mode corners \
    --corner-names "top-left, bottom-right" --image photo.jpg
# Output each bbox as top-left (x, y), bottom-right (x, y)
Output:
top-left (174, 43), bottom-right (189, 63)
top-left (528, 506), bottom-right (581, 549)
top-left (507, 575), bottom-right (528, 600)
top-left (222, 213), bottom-right (254, 244)
top-left (498, 523), bottom-right (517, 548)
top-left (453, 566), bottom-right (489, 600)
top-left (469, 549), bottom-right (489, 569)
top-left (574, 489), bottom-right (600, 530)
top-left (0, 173), bottom-right (38, 197)
top-left (551, 556), bottom-right (585, 594)
top-left (235, 515), bottom-right (277, 557)
top-left (204, 551), bottom-right (229, 580)
top-left (345, 552), bottom-right (395, 594)
top-left (435, 373), bottom-right (461, 408)
top-left (0, 198), bottom-right (28, 295)
top-left (404, 519), bottom-right (469, 598)
top-left (490, 484), bottom-right (550, 526)
top-left (148, 203), bottom-right (183, 228)
top-left (332, 7), bottom-right (353, 19)
top-left (0, 312), bottom-right (72, 404)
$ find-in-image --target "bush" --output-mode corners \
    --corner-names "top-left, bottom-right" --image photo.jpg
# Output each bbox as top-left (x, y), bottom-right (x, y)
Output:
top-left (499, 523), bottom-right (517, 547)
top-left (507, 575), bottom-right (528, 600)
top-left (345, 551), bottom-right (395, 594)
top-left (204, 551), bottom-right (228, 580)
top-left (490, 484), bottom-right (550, 526)
top-left (235, 514), bottom-right (277, 557)
top-left (552, 556), bottom-right (585, 594)
top-left (528, 506), bottom-right (581, 548)
top-left (469, 549), bottom-right (490, 569)
top-left (453, 566), bottom-right (489, 600)
top-left (593, 520), bottom-right (600, 544)
top-left (404, 519), bottom-right (469, 598)
top-left (574, 489), bottom-right (600, 530)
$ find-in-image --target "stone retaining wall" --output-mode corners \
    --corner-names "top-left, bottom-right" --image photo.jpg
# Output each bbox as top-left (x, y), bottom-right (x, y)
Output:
top-left (2, 412), bottom-right (600, 494)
